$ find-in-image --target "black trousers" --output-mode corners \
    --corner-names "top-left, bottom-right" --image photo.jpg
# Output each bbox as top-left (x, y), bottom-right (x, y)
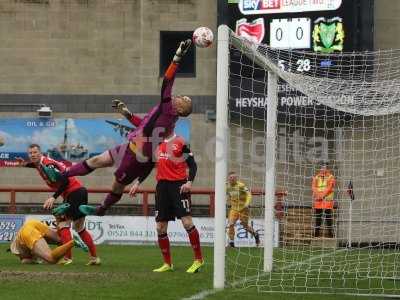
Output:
top-left (314, 209), bottom-right (334, 237)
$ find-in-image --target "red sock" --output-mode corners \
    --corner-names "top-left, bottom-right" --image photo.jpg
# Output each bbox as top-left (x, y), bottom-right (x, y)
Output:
top-left (158, 233), bottom-right (172, 265)
top-left (187, 226), bottom-right (203, 261)
top-left (58, 227), bottom-right (72, 259)
top-left (79, 229), bottom-right (97, 257)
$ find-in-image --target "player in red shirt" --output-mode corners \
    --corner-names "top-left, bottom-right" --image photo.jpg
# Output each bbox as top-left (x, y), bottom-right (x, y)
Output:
top-left (16, 144), bottom-right (100, 265)
top-left (129, 130), bottom-right (203, 273)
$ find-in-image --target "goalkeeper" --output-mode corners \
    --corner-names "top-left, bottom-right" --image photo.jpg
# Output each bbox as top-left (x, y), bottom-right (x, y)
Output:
top-left (226, 171), bottom-right (260, 247)
top-left (64, 40), bottom-right (193, 216)
top-left (9, 219), bottom-right (87, 264)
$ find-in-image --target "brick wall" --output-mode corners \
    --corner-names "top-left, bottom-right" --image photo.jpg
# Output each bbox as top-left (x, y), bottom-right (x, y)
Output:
top-left (375, 0), bottom-right (400, 49)
top-left (0, 0), bottom-right (216, 100)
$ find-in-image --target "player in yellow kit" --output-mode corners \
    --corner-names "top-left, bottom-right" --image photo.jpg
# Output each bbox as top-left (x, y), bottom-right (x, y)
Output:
top-left (226, 171), bottom-right (260, 248)
top-left (9, 219), bottom-right (87, 264)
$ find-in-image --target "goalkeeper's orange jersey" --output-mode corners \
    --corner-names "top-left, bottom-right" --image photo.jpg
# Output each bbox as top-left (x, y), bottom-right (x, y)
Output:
top-left (226, 181), bottom-right (252, 212)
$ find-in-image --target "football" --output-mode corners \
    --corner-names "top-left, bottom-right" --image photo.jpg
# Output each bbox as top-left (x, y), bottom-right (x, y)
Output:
top-left (193, 27), bottom-right (213, 48)
top-left (0, 135), bottom-right (4, 147)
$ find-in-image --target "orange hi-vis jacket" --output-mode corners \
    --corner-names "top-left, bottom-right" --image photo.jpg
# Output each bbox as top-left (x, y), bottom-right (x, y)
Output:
top-left (312, 170), bottom-right (336, 209)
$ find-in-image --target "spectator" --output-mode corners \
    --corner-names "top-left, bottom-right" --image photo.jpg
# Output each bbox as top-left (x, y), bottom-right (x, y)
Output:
top-left (312, 163), bottom-right (336, 238)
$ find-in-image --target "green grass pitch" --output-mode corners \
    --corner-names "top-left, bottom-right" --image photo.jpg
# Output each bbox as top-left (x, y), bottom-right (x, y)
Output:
top-left (0, 244), bottom-right (390, 300)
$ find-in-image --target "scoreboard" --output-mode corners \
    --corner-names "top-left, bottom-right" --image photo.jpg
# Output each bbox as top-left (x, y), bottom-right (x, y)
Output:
top-left (269, 17), bottom-right (311, 49)
top-left (218, 0), bottom-right (374, 52)
top-left (218, 0), bottom-right (374, 117)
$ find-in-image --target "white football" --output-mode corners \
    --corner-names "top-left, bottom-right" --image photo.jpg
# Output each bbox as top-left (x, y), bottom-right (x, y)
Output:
top-left (193, 27), bottom-right (213, 48)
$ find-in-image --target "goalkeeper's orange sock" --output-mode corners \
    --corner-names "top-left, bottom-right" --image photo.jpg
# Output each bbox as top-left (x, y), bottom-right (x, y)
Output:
top-left (58, 227), bottom-right (72, 259)
top-left (187, 226), bottom-right (203, 261)
top-left (158, 233), bottom-right (172, 265)
top-left (51, 240), bottom-right (74, 262)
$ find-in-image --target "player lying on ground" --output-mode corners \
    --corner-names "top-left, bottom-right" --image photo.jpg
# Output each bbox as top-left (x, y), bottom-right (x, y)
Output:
top-left (63, 40), bottom-right (193, 216)
top-left (16, 144), bottom-right (100, 265)
top-left (131, 128), bottom-right (203, 273)
top-left (226, 171), bottom-right (260, 247)
top-left (9, 219), bottom-right (87, 264)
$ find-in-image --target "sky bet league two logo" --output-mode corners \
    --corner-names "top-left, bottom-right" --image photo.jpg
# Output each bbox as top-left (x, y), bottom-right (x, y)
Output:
top-left (239, 0), bottom-right (343, 15)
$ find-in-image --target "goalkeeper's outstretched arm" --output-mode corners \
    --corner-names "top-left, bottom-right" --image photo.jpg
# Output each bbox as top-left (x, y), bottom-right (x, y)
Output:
top-left (112, 99), bottom-right (143, 127)
top-left (161, 39), bottom-right (192, 103)
top-left (142, 40), bottom-right (193, 137)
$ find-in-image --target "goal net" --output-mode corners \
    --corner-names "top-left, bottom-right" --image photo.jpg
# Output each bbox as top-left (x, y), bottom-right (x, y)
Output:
top-left (214, 25), bottom-right (400, 297)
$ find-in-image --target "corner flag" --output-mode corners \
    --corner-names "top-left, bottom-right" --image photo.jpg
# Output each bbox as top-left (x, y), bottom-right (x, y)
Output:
top-left (347, 181), bottom-right (355, 201)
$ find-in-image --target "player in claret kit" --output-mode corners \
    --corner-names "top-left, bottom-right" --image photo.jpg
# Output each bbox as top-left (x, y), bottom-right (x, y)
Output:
top-left (67, 40), bottom-right (193, 216)
top-left (129, 128), bottom-right (203, 273)
top-left (16, 144), bottom-right (100, 265)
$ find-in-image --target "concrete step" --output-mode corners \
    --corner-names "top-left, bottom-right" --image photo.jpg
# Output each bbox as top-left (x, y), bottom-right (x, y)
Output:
top-left (282, 237), bottom-right (312, 246)
top-left (311, 237), bottom-right (337, 248)
top-left (283, 232), bottom-right (313, 238)
top-left (283, 223), bottom-right (313, 230)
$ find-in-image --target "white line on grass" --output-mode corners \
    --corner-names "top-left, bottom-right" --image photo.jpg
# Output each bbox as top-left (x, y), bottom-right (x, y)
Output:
top-left (181, 248), bottom-right (347, 300)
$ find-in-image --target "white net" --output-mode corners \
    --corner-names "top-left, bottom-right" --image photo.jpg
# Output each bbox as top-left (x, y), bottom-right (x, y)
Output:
top-left (226, 30), bottom-right (400, 297)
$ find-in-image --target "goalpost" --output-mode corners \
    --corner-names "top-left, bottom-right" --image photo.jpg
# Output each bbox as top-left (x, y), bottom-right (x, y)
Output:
top-left (214, 24), bottom-right (400, 297)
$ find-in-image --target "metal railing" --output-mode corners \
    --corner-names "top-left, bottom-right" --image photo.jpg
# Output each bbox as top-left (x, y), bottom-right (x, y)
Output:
top-left (0, 186), bottom-right (287, 217)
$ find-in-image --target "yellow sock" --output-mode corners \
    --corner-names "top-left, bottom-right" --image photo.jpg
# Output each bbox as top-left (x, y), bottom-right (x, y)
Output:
top-left (51, 240), bottom-right (74, 261)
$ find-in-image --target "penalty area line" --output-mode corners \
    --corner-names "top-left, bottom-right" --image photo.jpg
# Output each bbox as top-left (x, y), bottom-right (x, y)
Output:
top-left (181, 289), bottom-right (217, 300)
top-left (181, 248), bottom-right (346, 300)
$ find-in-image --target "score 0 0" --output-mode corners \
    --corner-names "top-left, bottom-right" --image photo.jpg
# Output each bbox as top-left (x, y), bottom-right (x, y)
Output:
top-left (270, 18), bottom-right (311, 49)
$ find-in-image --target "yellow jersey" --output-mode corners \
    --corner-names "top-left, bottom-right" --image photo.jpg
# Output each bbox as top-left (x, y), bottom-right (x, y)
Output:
top-left (226, 181), bottom-right (252, 212)
top-left (11, 219), bottom-right (50, 255)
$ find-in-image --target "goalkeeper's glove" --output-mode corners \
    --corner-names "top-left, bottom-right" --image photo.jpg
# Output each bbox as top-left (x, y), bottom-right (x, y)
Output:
top-left (173, 39), bottom-right (192, 63)
top-left (112, 99), bottom-right (132, 119)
